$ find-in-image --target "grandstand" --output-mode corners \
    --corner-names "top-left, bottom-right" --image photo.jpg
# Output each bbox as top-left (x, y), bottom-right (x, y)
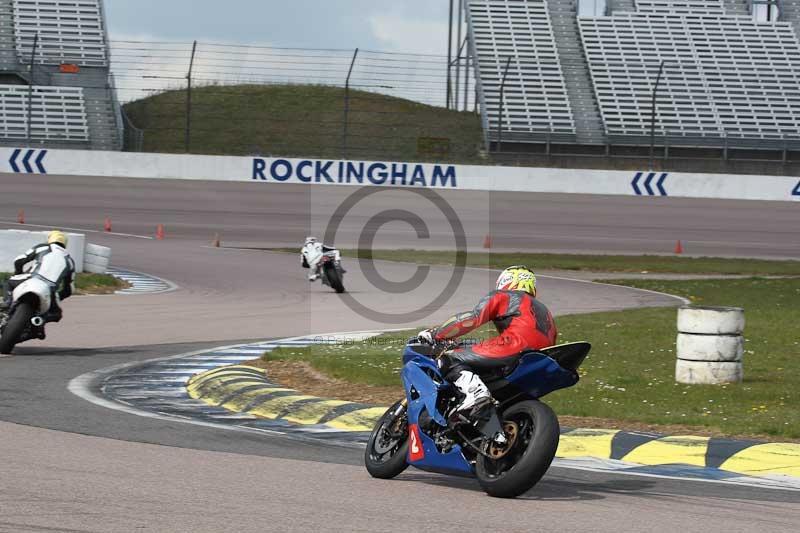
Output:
top-left (466, 0), bottom-right (800, 159)
top-left (0, 0), bottom-right (121, 151)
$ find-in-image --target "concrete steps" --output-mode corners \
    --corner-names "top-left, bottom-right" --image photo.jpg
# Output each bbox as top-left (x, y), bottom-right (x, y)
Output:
top-left (547, 0), bottom-right (606, 144)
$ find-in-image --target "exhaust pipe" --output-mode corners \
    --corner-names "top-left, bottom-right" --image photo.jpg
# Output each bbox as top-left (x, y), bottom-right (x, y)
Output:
top-left (31, 316), bottom-right (44, 327)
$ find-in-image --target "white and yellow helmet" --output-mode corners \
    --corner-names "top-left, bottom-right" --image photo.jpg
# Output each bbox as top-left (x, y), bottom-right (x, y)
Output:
top-left (48, 230), bottom-right (68, 247)
top-left (496, 265), bottom-right (537, 296)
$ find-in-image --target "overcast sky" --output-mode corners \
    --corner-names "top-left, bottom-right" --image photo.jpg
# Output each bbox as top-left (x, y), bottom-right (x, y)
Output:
top-left (104, 0), bottom-right (454, 55)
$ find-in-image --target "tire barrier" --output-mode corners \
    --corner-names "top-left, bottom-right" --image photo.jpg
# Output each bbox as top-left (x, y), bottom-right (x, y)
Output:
top-left (676, 306), bottom-right (745, 385)
top-left (84, 243), bottom-right (112, 274)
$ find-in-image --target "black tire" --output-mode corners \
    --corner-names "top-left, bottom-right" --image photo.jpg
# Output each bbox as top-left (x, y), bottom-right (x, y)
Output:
top-left (364, 401), bottom-right (409, 479)
top-left (475, 400), bottom-right (560, 498)
top-left (325, 264), bottom-right (346, 293)
top-left (0, 301), bottom-right (35, 354)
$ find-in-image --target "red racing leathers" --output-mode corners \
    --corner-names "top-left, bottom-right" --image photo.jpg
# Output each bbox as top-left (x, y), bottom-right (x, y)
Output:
top-left (432, 290), bottom-right (557, 379)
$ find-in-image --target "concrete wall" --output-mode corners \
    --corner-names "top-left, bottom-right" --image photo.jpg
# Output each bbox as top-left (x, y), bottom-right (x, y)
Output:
top-left (0, 230), bottom-right (85, 273)
top-left (0, 147), bottom-right (798, 202)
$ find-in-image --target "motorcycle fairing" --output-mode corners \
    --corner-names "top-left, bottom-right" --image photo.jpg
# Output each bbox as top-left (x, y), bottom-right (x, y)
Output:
top-left (500, 352), bottom-right (579, 400)
top-left (401, 352), bottom-right (473, 475)
top-left (12, 276), bottom-right (53, 315)
top-left (401, 355), bottom-right (448, 427)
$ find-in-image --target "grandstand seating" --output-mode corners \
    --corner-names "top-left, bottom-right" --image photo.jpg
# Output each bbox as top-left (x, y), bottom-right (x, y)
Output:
top-left (467, 0), bottom-right (577, 142)
top-left (579, 12), bottom-right (800, 144)
top-left (467, 0), bottom-right (800, 151)
top-left (0, 0), bottom-right (120, 149)
top-left (13, 0), bottom-right (109, 67)
top-left (0, 84), bottom-right (89, 141)
top-left (635, 0), bottom-right (726, 15)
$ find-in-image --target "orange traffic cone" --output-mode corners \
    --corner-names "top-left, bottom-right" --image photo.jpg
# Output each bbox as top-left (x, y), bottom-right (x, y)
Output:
top-left (156, 224), bottom-right (165, 240)
top-left (104, 216), bottom-right (112, 232)
top-left (212, 233), bottom-right (220, 248)
top-left (17, 209), bottom-right (24, 224)
top-left (483, 234), bottom-right (493, 249)
top-left (674, 240), bottom-right (683, 254)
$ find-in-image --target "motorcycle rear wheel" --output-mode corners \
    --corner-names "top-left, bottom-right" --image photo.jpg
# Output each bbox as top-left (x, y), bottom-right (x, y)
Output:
top-left (475, 400), bottom-right (560, 498)
top-left (364, 400), bottom-right (409, 479)
top-left (0, 301), bottom-right (36, 354)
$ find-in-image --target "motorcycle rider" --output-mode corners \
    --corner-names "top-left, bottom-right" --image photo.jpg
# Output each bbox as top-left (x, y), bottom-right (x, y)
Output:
top-left (300, 236), bottom-right (340, 282)
top-left (418, 266), bottom-right (557, 421)
top-left (2, 230), bottom-right (75, 323)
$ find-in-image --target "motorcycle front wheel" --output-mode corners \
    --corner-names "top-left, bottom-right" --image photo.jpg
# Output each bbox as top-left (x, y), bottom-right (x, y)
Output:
top-left (475, 400), bottom-right (560, 498)
top-left (364, 400), bottom-right (409, 479)
top-left (324, 263), bottom-right (346, 294)
top-left (0, 300), bottom-right (36, 354)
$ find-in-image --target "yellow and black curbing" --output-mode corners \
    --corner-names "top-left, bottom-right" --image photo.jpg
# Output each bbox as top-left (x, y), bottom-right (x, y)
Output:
top-left (188, 365), bottom-right (800, 479)
top-left (187, 365), bottom-right (386, 431)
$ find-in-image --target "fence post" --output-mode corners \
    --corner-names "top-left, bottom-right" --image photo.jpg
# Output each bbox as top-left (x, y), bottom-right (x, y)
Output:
top-left (497, 56), bottom-right (512, 153)
top-left (463, 36), bottom-right (471, 112)
top-left (26, 32), bottom-right (39, 145)
top-left (342, 48), bottom-right (359, 160)
top-left (185, 40), bottom-right (197, 153)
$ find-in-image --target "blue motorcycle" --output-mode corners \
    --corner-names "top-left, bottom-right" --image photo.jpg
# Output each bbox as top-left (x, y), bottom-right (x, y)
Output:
top-left (364, 337), bottom-right (591, 498)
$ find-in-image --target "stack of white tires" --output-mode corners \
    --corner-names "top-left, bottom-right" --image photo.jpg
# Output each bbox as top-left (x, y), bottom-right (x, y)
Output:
top-left (84, 244), bottom-right (112, 274)
top-left (676, 306), bottom-right (745, 384)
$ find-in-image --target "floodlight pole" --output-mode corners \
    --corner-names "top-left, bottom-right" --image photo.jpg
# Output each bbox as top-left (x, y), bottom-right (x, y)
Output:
top-left (649, 59), bottom-right (666, 171)
top-left (26, 33), bottom-right (39, 145)
top-left (455, 0), bottom-right (463, 110)
top-left (447, 0), bottom-right (454, 109)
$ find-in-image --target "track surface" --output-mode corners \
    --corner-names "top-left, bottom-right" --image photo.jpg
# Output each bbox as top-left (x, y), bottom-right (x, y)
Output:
top-left (2, 174), bottom-right (799, 258)
top-left (0, 174), bottom-right (798, 531)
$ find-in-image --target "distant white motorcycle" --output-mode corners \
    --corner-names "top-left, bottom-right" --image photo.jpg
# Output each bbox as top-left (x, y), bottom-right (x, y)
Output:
top-left (301, 238), bottom-right (346, 294)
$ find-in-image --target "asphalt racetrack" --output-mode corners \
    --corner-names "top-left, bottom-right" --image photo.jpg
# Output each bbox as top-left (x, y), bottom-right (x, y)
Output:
top-left (0, 173), bottom-right (798, 532)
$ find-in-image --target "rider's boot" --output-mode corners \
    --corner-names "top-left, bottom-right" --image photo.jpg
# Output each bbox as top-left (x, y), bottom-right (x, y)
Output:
top-left (453, 370), bottom-right (492, 416)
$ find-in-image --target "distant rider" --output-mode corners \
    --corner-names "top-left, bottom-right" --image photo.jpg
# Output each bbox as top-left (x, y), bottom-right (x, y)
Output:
top-left (2, 230), bottom-right (75, 322)
top-left (418, 266), bottom-right (557, 421)
top-left (300, 236), bottom-right (339, 282)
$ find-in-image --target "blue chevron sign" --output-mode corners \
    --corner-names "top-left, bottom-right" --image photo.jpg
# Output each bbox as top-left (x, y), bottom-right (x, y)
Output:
top-left (793, 181), bottom-right (800, 197)
top-left (632, 172), bottom-right (668, 196)
top-left (9, 148), bottom-right (48, 174)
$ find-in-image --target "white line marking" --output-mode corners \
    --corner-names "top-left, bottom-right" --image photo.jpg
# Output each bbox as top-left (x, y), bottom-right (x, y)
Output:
top-left (0, 220), bottom-right (154, 239)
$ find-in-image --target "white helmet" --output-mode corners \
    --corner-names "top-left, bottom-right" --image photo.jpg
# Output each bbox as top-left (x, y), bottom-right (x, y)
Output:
top-left (304, 236), bottom-right (318, 245)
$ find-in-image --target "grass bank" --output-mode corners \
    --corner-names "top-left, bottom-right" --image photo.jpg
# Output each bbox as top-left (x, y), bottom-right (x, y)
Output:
top-left (267, 248), bottom-right (800, 276)
top-left (124, 84), bottom-right (484, 162)
top-left (0, 272), bottom-right (128, 295)
top-left (263, 277), bottom-right (800, 440)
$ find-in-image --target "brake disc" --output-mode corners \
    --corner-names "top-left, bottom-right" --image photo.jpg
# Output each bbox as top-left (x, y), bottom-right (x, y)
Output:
top-left (486, 421), bottom-right (519, 459)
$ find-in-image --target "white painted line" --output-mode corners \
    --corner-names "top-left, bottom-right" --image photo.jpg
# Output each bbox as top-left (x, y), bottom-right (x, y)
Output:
top-left (0, 220), bottom-right (154, 239)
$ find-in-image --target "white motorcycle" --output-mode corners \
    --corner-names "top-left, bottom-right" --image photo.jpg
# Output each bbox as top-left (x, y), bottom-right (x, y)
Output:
top-left (303, 243), bottom-right (347, 294)
top-left (0, 273), bottom-right (63, 354)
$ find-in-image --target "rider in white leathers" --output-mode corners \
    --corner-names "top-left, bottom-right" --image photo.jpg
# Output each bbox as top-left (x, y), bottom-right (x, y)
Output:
top-left (2, 231), bottom-right (75, 321)
top-left (300, 237), bottom-right (339, 282)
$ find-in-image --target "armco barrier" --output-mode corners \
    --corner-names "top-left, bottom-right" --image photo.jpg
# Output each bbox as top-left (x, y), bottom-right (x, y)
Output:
top-left (0, 230), bottom-right (85, 272)
top-left (1, 147), bottom-right (799, 202)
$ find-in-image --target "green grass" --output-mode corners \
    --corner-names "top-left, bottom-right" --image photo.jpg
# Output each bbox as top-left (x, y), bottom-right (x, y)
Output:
top-left (0, 272), bottom-right (127, 295)
top-left (124, 84), bottom-right (484, 162)
top-left (265, 277), bottom-right (800, 439)
top-left (268, 248), bottom-right (800, 276)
